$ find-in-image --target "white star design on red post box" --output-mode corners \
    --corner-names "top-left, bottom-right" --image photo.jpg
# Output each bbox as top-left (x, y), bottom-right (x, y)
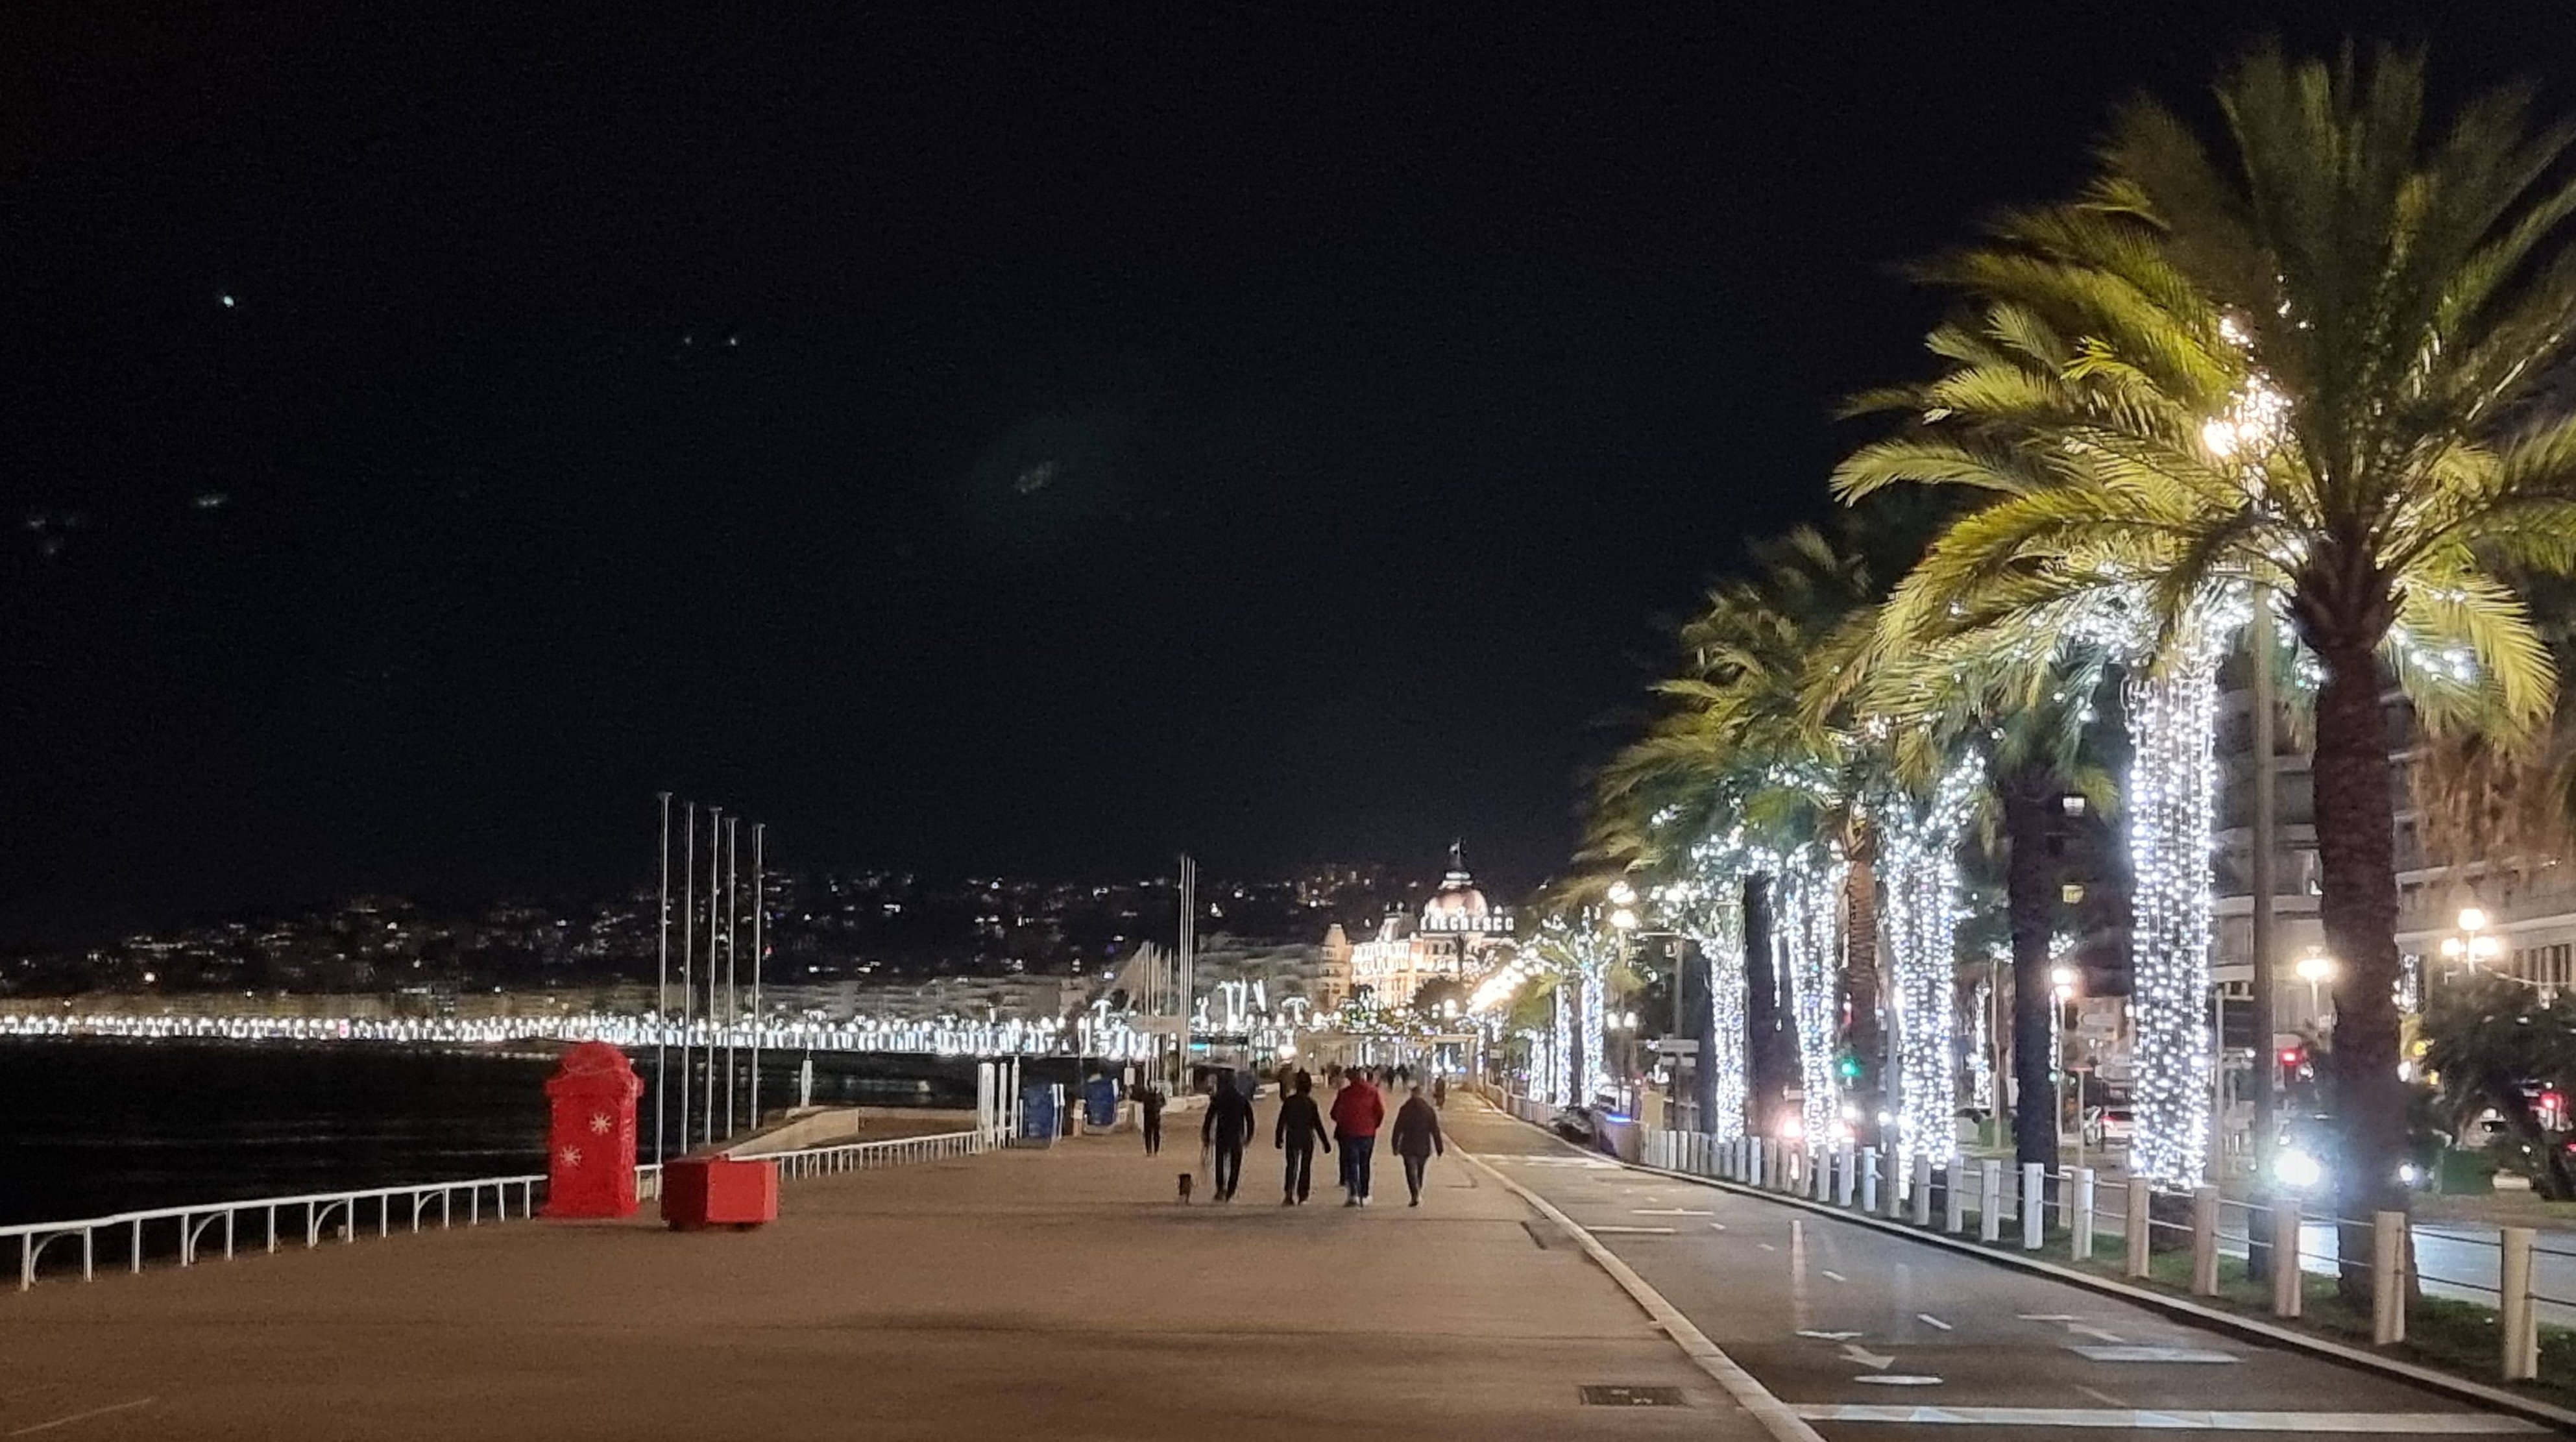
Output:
top-left (589, 1112), bottom-right (612, 1135)
top-left (559, 1145), bottom-right (583, 1169)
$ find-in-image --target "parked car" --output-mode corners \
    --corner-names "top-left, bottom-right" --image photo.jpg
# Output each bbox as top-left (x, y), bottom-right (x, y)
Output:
top-left (1550, 1105), bottom-right (1603, 1148)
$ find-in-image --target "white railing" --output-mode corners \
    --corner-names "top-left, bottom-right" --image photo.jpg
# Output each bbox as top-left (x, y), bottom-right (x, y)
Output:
top-left (8, 1125), bottom-right (998, 1293)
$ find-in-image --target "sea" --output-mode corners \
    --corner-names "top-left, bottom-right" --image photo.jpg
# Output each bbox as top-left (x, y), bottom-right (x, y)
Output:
top-left (0, 1038), bottom-right (1067, 1226)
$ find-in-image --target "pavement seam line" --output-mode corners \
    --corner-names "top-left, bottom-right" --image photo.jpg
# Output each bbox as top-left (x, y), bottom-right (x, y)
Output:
top-left (1457, 1146), bottom-right (1829, 1442)
top-left (1553, 1133), bottom-right (2576, 1434)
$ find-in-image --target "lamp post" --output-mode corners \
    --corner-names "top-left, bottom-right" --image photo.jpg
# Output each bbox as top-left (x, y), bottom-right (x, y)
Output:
top-left (1609, 883), bottom-right (1640, 1112)
top-left (2439, 905), bottom-right (2503, 981)
top-left (2052, 965), bottom-right (2078, 1162)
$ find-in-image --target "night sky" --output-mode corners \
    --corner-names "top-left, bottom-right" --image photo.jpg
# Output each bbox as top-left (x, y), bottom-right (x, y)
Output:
top-left (8, 4), bottom-right (2570, 944)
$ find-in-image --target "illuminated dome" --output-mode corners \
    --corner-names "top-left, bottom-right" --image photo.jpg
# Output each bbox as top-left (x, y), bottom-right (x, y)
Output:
top-left (1421, 840), bottom-right (1492, 923)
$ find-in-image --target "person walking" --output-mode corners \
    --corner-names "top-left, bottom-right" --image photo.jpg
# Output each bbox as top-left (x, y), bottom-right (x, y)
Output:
top-left (1329, 1066), bottom-right (1385, 1206)
top-left (1431, 1074), bottom-right (1448, 1110)
top-left (1202, 1073), bottom-right (1256, 1201)
top-left (1139, 1082), bottom-right (1165, 1156)
top-left (1391, 1084), bottom-right (1446, 1206)
top-left (1273, 1070), bottom-right (1331, 1205)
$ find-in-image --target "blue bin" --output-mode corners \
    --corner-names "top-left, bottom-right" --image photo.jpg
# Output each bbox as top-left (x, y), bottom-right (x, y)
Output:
top-left (1019, 1084), bottom-right (1058, 1141)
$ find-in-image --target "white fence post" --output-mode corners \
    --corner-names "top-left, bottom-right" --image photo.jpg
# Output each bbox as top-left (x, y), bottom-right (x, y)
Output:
top-left (2191, 1186), bottom-right (2220, 1296)
top-left (1749, 1140), bottom-right (1766, 1190)
top-left (1911, 1155), bottom-right (1933, 1227)
top-left (2070, 1167), bottom-right (2095, 1261)
top-left (1837, 1148), bottom-right (1856, 1208)
top-left (1943, 1165), bottom-right (1966, 1234)
top-left (2271, 1199), bottom-right (2302, 1318)
top-left (2502, 1227), bottom-right (2538, 1381)
top-left (2020, 1163), bottom-right (2045, 1250)
top-left (1859, 1149), bottom-right (1880, 1214)
top-left (2372, 1211), bottom-right (2407, 1345)
top-left (1812, 1149), bottom-right (1831, 1202)
top-left (1978, 1160), bottom-right (2002, 1243)
top-left (2124, 1179), bottom-right (2150, 1278)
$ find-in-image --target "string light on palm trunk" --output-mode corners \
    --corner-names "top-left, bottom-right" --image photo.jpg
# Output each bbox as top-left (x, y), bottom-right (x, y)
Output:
top-left (1881, 753), bottom-right (1982, 1173)
top-left (1771, 844), bottom-right (1847, 1147)
top-left (1660, 833), bottom-right (1752, 1142)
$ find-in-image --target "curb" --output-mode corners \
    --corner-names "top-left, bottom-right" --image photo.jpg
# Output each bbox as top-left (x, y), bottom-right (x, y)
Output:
top-left (1515, 1113), bottom-right (2576, 1434)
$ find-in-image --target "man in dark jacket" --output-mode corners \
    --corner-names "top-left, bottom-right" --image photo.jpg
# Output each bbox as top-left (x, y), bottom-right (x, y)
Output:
top-left (1272, 1070), bottom-right (1332, 1205)
top-left (1201, 1073), bottom-right (1257, 1201)
top-left (1390, 1084), bottom-right (1446, 1206)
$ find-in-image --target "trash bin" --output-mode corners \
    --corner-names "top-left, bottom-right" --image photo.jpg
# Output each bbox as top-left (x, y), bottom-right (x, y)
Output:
top-left (1015, 1084), bottom-right (1058, 1146)
top-left (1083, 1076), bottom-right (1119, 1129)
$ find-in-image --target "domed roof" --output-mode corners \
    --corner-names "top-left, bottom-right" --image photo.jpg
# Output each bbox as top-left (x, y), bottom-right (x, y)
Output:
top-left (1422, 840), bottom-right (1491, 921)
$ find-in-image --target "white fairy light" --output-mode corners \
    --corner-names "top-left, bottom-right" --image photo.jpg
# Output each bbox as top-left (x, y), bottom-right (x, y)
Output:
top-left (1659, 831), bottom-right (1752, 1142)
top-left (1770, 844), bottom-right (1847, 1147)
top-left (1880, 753), bottom-right (1982, 1173)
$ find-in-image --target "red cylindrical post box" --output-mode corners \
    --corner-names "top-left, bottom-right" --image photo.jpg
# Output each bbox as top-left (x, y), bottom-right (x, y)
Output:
top-left (543, 1040), bottom-right (643, 1219)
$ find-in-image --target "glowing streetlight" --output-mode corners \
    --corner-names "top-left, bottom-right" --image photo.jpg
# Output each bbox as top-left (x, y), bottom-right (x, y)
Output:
top-left (1607, 879), bottom-right (1637, 907)
top-left (2440, 906), bottom-right (2503, 968)
top-left (1609, 907), bottom-right (1639, 932)
top-left (2295, 946), bottom-right (2337, 1023)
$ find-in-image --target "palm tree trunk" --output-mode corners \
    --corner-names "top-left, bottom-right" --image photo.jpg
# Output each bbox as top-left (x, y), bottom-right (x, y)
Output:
top-left (2004, 768), bottom-right (2061, 1173)
top-left (1844, 854), bottom-right (1885, 1149)
top-left (2309, 637), bottom-right (2409, 1305)
top-left (1686, 942), bottom-right (1719, 1133)
top-left (1744, 873), bottom-right (1782, 1135)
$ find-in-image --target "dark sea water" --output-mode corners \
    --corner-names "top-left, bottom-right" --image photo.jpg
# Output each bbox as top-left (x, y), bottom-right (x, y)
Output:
top-left (0, 1039), bottom-right (1039, 1226)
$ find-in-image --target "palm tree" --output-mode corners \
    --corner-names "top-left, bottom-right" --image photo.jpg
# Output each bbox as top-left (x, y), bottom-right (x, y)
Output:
top-left (2422, 973), bottom-right (2576, 1199)
top-left (1838, 48), bottom-right (2576, 1283)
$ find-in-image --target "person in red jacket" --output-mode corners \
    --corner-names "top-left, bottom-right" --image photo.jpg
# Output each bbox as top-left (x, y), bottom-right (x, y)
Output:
top-left (1328, 1068), bottom-right (1386, 1206)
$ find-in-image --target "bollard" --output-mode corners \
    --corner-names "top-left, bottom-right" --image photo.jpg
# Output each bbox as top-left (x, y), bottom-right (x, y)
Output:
top-left (1860, 1149), bottom-right (1880, 1214)
top-left (1980, 1160), bottom-right (2002, 1242)
top-left (2021, 1163), bottom-right (2045, 1250)
top-left (1749, 1139), bottom-right (1766, 1190)
top-left (2058, 1167), bottom-right (2078, 1232)
top-left (2372, 1212), bottom-right (2407, 1345)
top-left (2124, 1179), bottom-right (2150, 1278)
top-left (2191, 1186), bottom-right (2220, 1296)
top-left (2503, 1227), bottom-right (2538, 1381)
top-left (1912, 1155), bottom-right (1934, 1227)
top-left (1943, 1165), bottom-right (1966, 1234)
top-left (1811, 1149), bottom-right (1829, 1202)
top-left (2070, 1167), bottom-right (2096, 1261)
top-left (1836, 1147), bottom-right (1856, 1208)
top-left (2270, 1199), bottom-right (2302, 1319)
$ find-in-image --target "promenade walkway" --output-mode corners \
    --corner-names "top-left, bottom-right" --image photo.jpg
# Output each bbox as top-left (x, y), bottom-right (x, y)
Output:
top-left (0, 1101), bottom-right (1765, 1440)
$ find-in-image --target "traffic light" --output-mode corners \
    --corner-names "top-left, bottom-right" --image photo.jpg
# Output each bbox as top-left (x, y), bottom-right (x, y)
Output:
top-left (2276, 1044), bottom-right (2308, 1084)
top-left (1836, 1053), bottom-right (1862, 1083)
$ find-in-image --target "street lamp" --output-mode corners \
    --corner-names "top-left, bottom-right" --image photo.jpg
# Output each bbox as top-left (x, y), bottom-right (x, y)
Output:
top-left (2439, 905), bottom-right (2503, 973)
top-left (2295, 946), bottom-right (2337, 1027)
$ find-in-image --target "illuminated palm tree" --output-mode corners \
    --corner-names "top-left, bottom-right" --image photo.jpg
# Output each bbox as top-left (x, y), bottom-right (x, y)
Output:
top-left (1839, 47), bottom-right (2576, 1274)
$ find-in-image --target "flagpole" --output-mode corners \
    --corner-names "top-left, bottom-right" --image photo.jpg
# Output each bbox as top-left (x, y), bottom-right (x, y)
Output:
top-left (655, 792), bottom-right (671, 1164)
top-left (679, 803), bottom-right (696, 1156)
top-left (705, 806), bottom-right (722, 1147)
top-left (725, 814), bottom-right (740, 1138)
top-left (750, 822), bottom-right (765, 1129)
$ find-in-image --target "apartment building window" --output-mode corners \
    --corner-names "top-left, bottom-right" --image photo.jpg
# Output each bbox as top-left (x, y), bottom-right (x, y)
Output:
top-left (2518, 943), bottom-right (2574, 989)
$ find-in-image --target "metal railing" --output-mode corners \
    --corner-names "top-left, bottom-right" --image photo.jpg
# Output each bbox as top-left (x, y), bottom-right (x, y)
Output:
top-left (8, 1125), bottom-right (993, 1294)
top-left (1514, 1093), bottom-right (2564, 1386)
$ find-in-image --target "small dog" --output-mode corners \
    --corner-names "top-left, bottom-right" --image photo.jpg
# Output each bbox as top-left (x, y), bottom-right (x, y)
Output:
top-left (1176, 1172), bottom-right (1195, 1204)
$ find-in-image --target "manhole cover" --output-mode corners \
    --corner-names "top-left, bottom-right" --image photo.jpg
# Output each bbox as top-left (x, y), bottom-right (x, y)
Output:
top-left (1579, 1386), bottom-right (1688, 1408)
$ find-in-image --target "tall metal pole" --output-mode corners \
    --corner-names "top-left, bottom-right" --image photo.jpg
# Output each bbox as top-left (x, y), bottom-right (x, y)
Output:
top-left (705, 807), bottom-right (722, 1147)
top-left (1178, 855), bottom-right (1195, 1090)
top-left (750, 822), bottom-right (765, 1129)
top-left (725, 814), bottom-right (740, 1138)
top-left (655, 792), bottom-right (672, 1164)
top-left (680, 803), bottom-right (696, 1156)
top-left (2250, 605), bottom-right (2280, 1190)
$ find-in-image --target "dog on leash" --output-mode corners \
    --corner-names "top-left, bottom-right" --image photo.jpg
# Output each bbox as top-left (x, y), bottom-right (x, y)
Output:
top-left (1176, 1172), bottom-right (1195, 1204)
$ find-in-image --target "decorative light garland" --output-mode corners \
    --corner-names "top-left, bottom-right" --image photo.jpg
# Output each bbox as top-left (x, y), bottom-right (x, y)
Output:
top-left (2124, 610), bottom-right (2234, 1188)
top-left (1658, 836), bottom-right (1751, 1142)
top-left (1880, 753), bottom-right (1982, 1173)
top-left (1771, 844), bottom-right (1847, 1145)
top-left (1532, 911), bottom-right (1620, 1108)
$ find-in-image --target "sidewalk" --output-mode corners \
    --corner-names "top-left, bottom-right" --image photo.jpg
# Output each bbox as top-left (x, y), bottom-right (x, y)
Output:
top-left (0, 1115), bottom-right (1767, 1440)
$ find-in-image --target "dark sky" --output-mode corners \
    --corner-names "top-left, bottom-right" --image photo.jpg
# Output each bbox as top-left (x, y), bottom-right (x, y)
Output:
top-left (6, 3), bottom-right (2570, 943)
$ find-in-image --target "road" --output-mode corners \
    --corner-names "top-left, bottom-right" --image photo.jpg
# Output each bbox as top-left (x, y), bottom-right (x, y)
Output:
top-left (1454, 1097), bottom-right (2545, 1439)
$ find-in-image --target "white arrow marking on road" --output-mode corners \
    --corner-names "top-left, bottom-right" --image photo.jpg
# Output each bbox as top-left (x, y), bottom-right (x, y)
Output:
top-left (2069, 1344), bottom-right (2238, 1363)
top-left (1796, 1329), bottom-right (1864, 1341)
top-left (1841, 1342), bottom-right (1897, 1370)
top-left (1851, 1374), bottom-right (1943, 1386)
top-left (1915, 1314), bottom-right (1952, 1331)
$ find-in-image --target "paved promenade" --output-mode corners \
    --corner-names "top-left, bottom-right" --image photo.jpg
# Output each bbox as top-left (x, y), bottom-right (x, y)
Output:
top-left (0, 1101), bottom-right (1764, 1440)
